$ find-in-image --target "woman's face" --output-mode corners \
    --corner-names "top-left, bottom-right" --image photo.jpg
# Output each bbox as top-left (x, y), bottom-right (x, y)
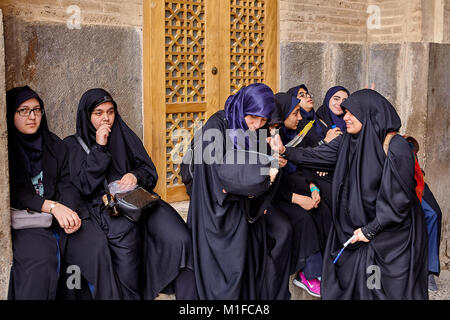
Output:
top-left (283, 105), bottom-right (302, 130)
top-left (245, 115), bottom-right (268, 131)
top-left (297, 87), bottom-right (314, 112)
top-left (14, 98), bottom-right (42, 135)
top-left (343, 109), bottom-right (362, 134)
top-left (328, 90), bottom-right (348, 116)
top-left (90, 102), bottom-right (116, 130)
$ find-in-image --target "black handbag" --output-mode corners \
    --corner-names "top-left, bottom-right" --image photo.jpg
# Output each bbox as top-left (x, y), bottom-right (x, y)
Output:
top-left (75, 135), bottom-right (160, 222)
top-left (102, 187), bottom-right (160, 222)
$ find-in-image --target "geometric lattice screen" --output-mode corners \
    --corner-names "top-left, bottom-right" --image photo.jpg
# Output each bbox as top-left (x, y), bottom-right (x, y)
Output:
top-left (166, 112), bottom-right (205, 187)
top-left (165, 0), bottom-right (206, 188)
top-left (230, 0), bottom-right (265, 94)
top-left (165, 0), bottom-right (205, 103)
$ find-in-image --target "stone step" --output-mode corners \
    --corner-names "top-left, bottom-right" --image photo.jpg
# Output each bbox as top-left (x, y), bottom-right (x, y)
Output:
top-left (155, 277), bottom-right (320, 300)
top-left (165, 201), bottom-right (320, 300)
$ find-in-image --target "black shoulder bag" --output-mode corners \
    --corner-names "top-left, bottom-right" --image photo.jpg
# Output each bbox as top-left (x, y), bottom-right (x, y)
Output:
top-left (75, 135), bottom-right (160, 222)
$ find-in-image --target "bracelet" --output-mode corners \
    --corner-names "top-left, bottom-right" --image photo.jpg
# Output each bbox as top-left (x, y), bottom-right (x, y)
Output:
top-left (310, 186), bottom-right (320, 193)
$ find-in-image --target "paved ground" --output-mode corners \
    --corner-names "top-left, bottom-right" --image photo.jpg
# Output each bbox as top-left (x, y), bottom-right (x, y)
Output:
top-left (168, 201), bottom-right (450, 300)
top-left (429, 270), bottom-right (450, 300)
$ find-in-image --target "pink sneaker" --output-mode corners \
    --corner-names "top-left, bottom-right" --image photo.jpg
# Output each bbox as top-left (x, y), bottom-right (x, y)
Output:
top-left (293, 272), bottom-right (321, 298)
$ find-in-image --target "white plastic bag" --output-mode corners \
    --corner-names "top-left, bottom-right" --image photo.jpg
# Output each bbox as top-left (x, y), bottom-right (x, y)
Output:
top-left (108, 180), bottom-right (137, 196)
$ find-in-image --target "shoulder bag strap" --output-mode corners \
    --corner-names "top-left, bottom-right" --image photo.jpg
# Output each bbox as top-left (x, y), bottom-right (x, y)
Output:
top-left (75, 134), bottom-right (91, 155)
top-left (383, 131), bottom-right (398, 155)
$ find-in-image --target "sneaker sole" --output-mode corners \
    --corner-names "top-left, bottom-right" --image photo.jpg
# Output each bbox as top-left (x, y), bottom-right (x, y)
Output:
top-left (293, 278), bottom-right (321, 298)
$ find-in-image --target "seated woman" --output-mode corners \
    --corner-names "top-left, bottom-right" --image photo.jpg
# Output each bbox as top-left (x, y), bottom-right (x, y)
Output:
top-left (187, 83), bottom-right (292, 300)
top-left (286, 85), bottom-right (341, 148)
top-left (6, 86), bottom-right (82, 300)
top-left (285, 85), bottom-right (342, 210)
top-left (271, 93), bottom-right (333, 298)
top-left (64, 88), bottom-right (197, 300)
top-left (316, 86), bottom-right (350, 133)
top-left (268, 89), bottom-right (428, 300)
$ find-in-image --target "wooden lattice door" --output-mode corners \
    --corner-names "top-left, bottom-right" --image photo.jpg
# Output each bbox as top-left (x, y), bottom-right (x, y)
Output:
top-left (144, 0), bottom-right (278, 202)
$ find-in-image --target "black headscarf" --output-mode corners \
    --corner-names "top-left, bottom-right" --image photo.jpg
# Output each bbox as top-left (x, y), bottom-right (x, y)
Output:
top-left (332, 89), bottom-right (402, 240)
top-left (75, 88), bottom-right (158, 188)
top-left (273, 93), bottom-right (300, 144)
top-left (6, 86), bottom-right (52, 178)
top-left (316, 86), bottom-right (350, 132)
top-left (287, 84), bottom-right (325, 139)
top-left (272, 93), bottom-right (302, 174)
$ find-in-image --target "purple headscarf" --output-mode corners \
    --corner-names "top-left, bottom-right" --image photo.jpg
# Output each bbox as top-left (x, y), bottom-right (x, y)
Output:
top-left (225, 83), bottom-right (275, 131)
top-left (224, 83), bottom-right (275, 149)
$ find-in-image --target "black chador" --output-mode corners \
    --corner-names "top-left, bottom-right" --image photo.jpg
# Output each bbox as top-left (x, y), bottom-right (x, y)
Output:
top-left (272, 92), bottom-right (332, 277)
top-left (6, 86), bottom-right (85, 300)
top-left (64, 88), bottom-right (197, 300)
top-left (187, 83), bottom-right (292, 300)
top-left (280, 89), bottom-right (428, 299)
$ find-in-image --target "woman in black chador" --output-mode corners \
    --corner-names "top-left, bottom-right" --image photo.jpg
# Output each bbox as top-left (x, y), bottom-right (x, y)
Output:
top-left (64, 88), bottom-right (197, 300)
top-left (268, 89), bottom-right (428, 299)
top-left (187, 83), bottom-right (292, 300)
top-left (6, 86), bottom-right (82, 299)
top-left (271, 93), bottom-right (333, 298)
top-left (285, 85), bottom-right (342, 211)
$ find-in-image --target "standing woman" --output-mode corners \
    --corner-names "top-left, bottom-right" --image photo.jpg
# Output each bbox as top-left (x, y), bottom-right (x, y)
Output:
top-left (64, 88), bottom-right (197, 300)
top-left (6, 86), bottom-right (82, 299)
top-left (316, 86), bottom-right (350, 133)
top-left (268, 89), bottom-right (428, 299)
top-left (188, 83), bottom-right (292, 300)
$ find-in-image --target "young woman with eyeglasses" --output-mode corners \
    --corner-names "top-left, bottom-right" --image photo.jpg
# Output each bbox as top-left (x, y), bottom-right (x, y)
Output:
top-left (6, 86), bottom-right (83, 299)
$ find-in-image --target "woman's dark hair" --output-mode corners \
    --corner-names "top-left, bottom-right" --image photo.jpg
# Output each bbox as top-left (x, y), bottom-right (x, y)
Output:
top-left (405, 136), bottom-right (420, 154)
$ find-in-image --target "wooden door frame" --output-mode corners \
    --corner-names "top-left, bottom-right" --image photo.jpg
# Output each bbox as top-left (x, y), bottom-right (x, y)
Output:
top-left (144, 0), bottom-right (166, 199)
top-left (143, 0), bottom-right (279, 202)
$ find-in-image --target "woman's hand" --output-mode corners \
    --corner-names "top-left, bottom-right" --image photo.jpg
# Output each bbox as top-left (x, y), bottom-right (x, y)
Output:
top-left (309, 183), bottom-right (321, 206)
top-left (269, 167), bottom-right (279, 184)
top-left (311, 190), bottom-right (321, 206)
top-left (63, 225), bottom-right (81, 234)
top-left (351, 228), bottom-right (370, 244)
top-left (117, 173), bottom-right (138, 190)
top-left (275, 155), bottom-right (287, 168)
top-left (44, 201), bottom-right (82, 231)
top-left (266, 134), bottom-right (286, 155)
top-left (96, 123), bottom-right (112, 145)
top-left (292, 193), bottom-right (318, 211)
top-left (324, 127), bottom-right (342, 143)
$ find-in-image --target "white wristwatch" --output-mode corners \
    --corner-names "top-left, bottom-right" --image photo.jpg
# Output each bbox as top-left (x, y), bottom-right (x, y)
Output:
top-left (50, 202), bottom-right (57, 214)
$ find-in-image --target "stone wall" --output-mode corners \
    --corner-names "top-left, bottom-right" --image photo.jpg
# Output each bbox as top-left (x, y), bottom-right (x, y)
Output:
top-left (0, 0), bottom-right (143, 27)
top-left (446, 0), bottom-right (450, 42)
top-left (426, 43), bottom-right (450, 266)
top-left (3, 16), bottom-right (143, 140)
top-left (367, 0), bottom-right (423, 42)
top-left (279, 0), bottom-right (368, 43)
top-left (0, 0), bottom-right (144, 139)
top-left (0, 9), bottom-right (13, 300)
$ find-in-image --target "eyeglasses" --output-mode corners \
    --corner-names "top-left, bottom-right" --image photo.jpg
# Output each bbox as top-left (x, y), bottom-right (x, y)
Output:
top-left (16, 107), bottom-right (44, 117)
top-left (297, 92), bottom-right (313, 99)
